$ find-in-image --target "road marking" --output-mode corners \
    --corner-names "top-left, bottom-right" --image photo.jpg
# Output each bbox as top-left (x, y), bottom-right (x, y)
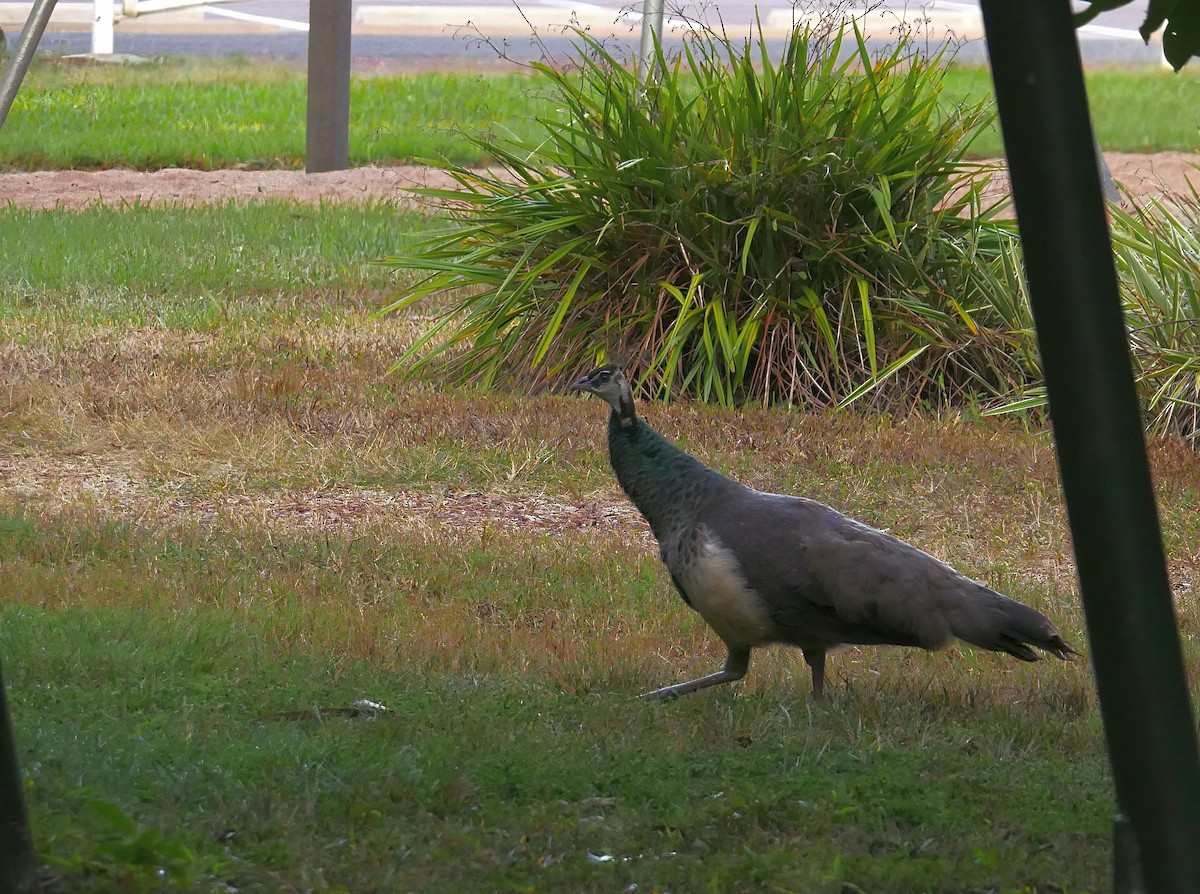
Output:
top-left (204, 6), bottom-right (308, 32)
top-left (1077, 23), bottom-right (1144, 40)
top-left (927, 0), bottom-right (1143, 40)
top-left (543, 0), bottom-right (610, 12)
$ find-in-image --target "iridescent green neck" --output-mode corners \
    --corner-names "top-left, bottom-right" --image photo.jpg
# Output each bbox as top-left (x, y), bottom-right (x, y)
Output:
top-left (607, 412), bottom-right (719, 540)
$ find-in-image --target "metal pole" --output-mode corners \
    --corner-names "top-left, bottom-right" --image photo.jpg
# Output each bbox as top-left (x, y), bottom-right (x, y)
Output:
top-left (638, 0), bottom-right (663, 81)
top-left (0, 662), bottom-right (39, 894)
top-left (92, 0), bottom-right (114, 55)
top-left (979, 2), bottom-right (1200, 892)
top-left (1095, 138), bottom-right (1119, 204)
top-left (305, 0), bottom-right (352, 173)
top-left (0, 0), bottom-right (58, 133)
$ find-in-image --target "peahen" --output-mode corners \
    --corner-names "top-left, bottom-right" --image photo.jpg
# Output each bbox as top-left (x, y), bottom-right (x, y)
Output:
top-left (569, 364), bottom-right (1077, 699)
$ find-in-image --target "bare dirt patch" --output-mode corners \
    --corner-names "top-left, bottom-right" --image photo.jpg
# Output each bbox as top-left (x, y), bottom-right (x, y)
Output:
top-left (0, 454), bottom-right (648, 539)
top-left (1, 153), bottom-right (1196, 210)
top-left (0, 164), bottom-right (456, 211)
top-left (982, 151), bottom-right (1199, 206)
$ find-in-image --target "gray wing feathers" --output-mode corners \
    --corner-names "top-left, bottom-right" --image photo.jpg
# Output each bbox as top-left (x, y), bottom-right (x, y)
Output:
top-left (702, 491), bottom-right (1074, 659)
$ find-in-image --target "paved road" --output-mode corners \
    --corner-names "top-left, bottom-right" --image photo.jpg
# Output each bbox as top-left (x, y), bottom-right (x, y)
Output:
top-left (1, 0), bottom-right (1170, 66)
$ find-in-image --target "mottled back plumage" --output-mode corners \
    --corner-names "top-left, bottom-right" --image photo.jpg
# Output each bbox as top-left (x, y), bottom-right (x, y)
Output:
top-left (570, 364), bottom-right (1077, 699)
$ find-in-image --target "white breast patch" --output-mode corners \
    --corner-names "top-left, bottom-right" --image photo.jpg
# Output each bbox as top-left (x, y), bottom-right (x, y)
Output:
top-left (678, 531), bottom-right (775, 649)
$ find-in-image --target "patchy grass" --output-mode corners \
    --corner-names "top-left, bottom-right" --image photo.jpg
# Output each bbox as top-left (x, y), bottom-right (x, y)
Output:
top-left (2, 597), bottom-right (1110, 894)
top-left (3, 199), bottom-right (1200, 893)
top-left (942, 62), bottom-right (1200, 156)
top-left (0, 201), bottom-right (431, 326)
top-left (1, 56), bottom-right (553, 170)
top-left (1, 55), bottom-right (1196, 170)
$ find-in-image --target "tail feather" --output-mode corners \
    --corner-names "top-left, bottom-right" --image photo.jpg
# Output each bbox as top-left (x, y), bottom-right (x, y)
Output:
top-left (955, 588), bottom-right (1078, 662)
top-left (997, 634), bottom-right (1040, 663)
top-left (1028, 631), bottom-right (1078, 661)
top-left (996, 630), bottom-right (1077, 662)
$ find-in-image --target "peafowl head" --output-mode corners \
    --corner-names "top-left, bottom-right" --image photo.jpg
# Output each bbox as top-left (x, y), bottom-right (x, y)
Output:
top-left (569, 364), bottom-right (636, 425)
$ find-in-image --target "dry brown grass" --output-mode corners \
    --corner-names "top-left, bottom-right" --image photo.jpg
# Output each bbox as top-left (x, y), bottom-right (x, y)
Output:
top-left (6, 295), bottom-right (1186, 893)
top-left (5, 302), bottom-right (1200, 705)
top-left (2, 499), bottom-right (1100, 714)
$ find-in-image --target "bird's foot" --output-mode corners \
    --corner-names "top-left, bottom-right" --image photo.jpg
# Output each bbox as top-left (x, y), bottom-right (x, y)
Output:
top-left (638, 667), bottom-right (746, 701)
top-left (639, 684), bottom-right (685, 701)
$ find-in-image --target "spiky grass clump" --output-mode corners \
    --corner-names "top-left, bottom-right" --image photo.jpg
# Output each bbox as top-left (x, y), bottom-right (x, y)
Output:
top-left (1113, 186), bottom-right (1200, 442)
top-left (382, 24), bottom-right (1035, 408)
top-left (986, 183), bottom-right (1200, 443)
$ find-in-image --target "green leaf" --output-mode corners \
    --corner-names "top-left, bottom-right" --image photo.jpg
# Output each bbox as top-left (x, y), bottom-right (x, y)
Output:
top-left (868, 178), bottom-right (898, 247)
top-left (87, 799), bottom-right (139, 836)
top-left (1140, 0), bottom-right (1181, 41)
top-left (1163, 0), bottom-right (1200, 70)
top-left (983, 390), bottom-right (1048, 417)
top-left (532, 261), bottom-right (592, 365)
top-left (836, 344), bottom-right (932, 409)
top-left (855, 277), bottom-right (878, 377)
top-left (1073, 0), bottom-right (1138, 29)
top-left (739, 215), bottom-right (760, 279)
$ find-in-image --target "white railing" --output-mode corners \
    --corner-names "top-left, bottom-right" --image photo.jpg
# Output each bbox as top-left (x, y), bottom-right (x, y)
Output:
top-left (90, 0), bottom-right (240, 54)
top-left (122, 0), bottom-right (219, 12)
top-left (92, 0), bottom-right (112, 53)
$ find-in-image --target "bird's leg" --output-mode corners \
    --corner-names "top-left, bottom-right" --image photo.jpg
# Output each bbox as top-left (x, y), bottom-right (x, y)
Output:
top-left (641, 647), bottom-right (751, 701)
top-left (802, 647), bottom-right (826, 700)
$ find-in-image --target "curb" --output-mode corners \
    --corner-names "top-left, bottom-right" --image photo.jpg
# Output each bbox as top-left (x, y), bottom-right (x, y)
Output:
top-left (0, 1), bottom-right (985, 40)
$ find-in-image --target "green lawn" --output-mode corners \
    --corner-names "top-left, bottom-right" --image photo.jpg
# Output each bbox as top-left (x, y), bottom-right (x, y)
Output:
top-left (1, 54), bottom-right (1195, 170)
top-left (2, 601), bottom-right (1111, 894)
top-left (1, 58), bottom-right (553, 170)
top-left (943, 63), bottom-right (1200, 155)
top-left (0, 200), bottom-right (429, 325)
top-left (4, 198), bottom-right (1199, 892)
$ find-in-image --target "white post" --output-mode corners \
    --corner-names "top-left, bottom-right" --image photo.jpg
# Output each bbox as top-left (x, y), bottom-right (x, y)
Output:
top-left (638, 0), bottom-right (664, 81)
top-left (92, 0), bottom-right (114, 55)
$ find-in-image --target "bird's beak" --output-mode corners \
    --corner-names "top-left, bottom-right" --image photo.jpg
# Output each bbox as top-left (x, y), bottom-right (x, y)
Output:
top-left (568, 375), bottom-right (591, 393)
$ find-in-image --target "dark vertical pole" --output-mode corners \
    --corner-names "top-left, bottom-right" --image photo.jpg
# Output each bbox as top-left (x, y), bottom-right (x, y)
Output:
top-left (979, 2), bottom-right (1200, 892)
top-left (0, 0), bottom-right (59, 132)
top-left (0, 662), bottom-right (39, 894)
top-left (305, 0), bottom-right (352, 173)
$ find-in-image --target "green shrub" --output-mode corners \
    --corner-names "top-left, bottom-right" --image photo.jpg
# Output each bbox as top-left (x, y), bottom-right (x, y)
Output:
top-left (382, 23), bottom-right (1035, 408)
top-left (987, 184), bottom-right (1200, 443)
top-left (1112, 187), bottom-right (1200, 441)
